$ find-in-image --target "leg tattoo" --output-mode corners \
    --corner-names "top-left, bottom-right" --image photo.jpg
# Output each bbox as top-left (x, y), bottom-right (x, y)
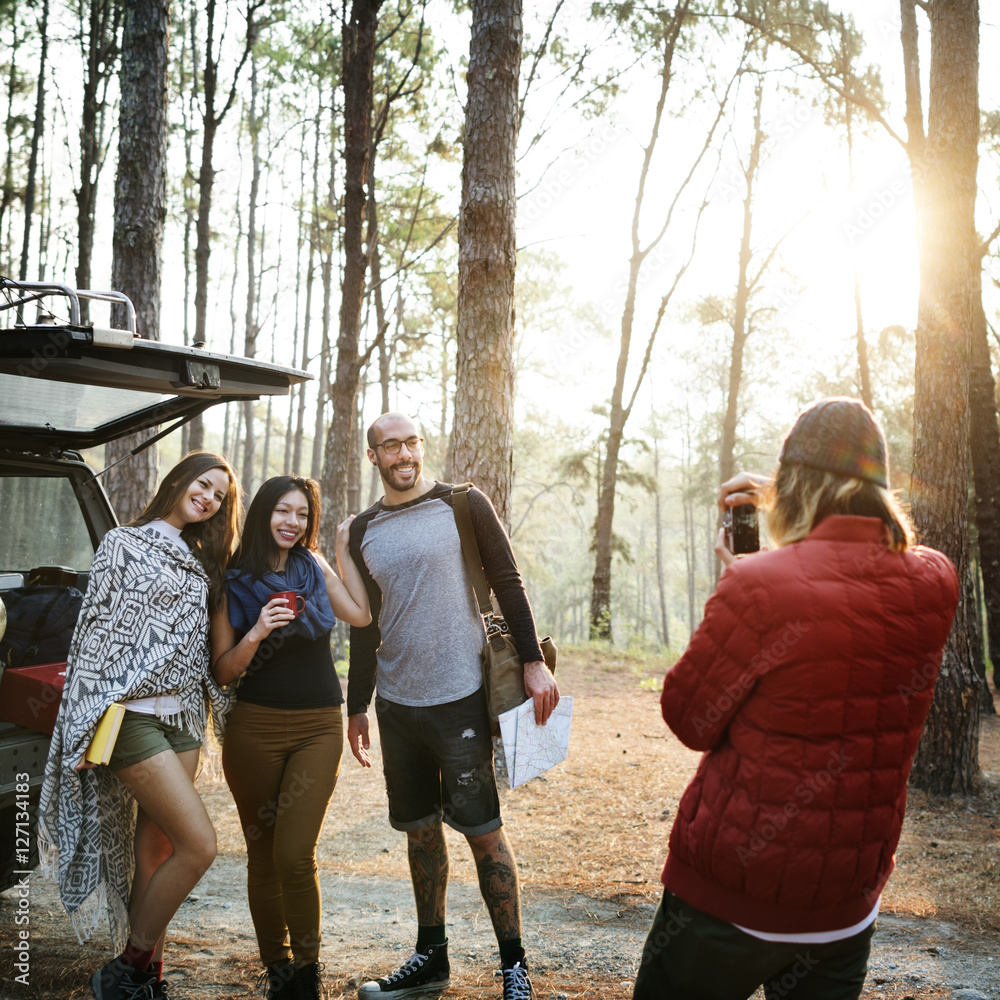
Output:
top-left (407, 822), bottom-right (449, 926)
top-left (470, 831), bottom-right (521, 941)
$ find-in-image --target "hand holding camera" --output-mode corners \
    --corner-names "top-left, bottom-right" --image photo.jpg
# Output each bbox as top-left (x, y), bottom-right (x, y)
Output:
top-left (715, 471), bottom-right (772, 565)
top-left (723, 504), bottom-right (760, 555)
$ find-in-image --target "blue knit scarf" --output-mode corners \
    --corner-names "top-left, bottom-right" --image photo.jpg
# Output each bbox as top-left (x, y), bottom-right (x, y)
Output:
top-left (225, 546), bottom-right (336, 640)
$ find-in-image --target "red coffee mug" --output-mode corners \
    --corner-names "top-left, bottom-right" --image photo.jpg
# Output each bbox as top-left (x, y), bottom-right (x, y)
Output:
top-left (268, 591), bottom-right (306, 618)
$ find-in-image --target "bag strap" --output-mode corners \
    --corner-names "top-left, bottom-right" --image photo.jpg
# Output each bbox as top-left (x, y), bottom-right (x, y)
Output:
top-left (451, 484), bottom-right (494, 618)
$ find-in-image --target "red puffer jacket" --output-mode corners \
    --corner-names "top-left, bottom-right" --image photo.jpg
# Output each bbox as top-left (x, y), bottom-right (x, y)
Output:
top-left (660, 515), bottom-right (959, 933)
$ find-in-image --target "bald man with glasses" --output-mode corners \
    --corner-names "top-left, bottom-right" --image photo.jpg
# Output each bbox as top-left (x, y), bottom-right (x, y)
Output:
top-left (346, 412), bottom-right (558, 1000)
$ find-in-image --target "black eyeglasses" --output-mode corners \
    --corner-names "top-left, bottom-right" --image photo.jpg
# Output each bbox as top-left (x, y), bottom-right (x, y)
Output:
top-left (374, 436), bottom-right (423, 456)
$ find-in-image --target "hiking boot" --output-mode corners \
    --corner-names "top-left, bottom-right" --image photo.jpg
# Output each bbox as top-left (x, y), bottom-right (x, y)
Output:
top-left (358, 941), bottom-right (450, 997)
top-left (294, 962), bottom-right (325, 999)
top-left (255, 963), bottom-right (297, 999)
top-left (501, 961), bottom-right (533, 1000)
top-left (90, 957), bottom-right (157, 1000)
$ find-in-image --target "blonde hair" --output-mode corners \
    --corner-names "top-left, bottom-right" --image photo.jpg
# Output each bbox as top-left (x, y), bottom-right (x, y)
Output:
top-left (765, 462), bottom-right (914, 552)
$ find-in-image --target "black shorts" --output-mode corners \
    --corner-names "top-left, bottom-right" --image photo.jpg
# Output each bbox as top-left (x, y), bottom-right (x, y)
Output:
top-left (375, 687), bottom-right (501, 837)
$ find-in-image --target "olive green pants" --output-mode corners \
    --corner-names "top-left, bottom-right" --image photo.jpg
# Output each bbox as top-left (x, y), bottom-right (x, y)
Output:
top-left (223, 701), bottom-right (343, 967)
top-left (633, 890), bottom-right (874, 1000)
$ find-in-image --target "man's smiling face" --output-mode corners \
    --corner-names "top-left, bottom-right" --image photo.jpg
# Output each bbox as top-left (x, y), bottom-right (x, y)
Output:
top-left (368, 415), bottom-right (425, 495)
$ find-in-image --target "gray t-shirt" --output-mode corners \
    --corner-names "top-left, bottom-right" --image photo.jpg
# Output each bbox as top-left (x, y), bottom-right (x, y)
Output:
top-left (347, 482), bottom-right (544, 714)
top-left (359, 493), bottom-right (485, 706)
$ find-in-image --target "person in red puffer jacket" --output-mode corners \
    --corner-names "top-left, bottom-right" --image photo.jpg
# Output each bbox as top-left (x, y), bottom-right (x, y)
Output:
top-left (633, 398), bottom-right (960, 1000)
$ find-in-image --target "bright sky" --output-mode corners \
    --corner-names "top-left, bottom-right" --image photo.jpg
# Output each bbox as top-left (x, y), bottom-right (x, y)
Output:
top-left (41, 1), bottom-right (998, 459)
top-left (504, 0), bottom-right (1000, 446)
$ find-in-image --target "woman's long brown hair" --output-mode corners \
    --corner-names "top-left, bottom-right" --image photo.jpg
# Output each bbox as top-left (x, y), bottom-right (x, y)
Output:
top-left (130, 451), bottom-right (242, 612)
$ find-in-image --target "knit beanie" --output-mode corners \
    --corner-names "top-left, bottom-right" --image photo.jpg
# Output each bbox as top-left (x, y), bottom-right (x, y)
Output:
top-left (778, 397), bottom-right (888, 488)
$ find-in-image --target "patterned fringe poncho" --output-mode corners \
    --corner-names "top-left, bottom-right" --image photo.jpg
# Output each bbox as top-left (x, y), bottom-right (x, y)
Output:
top-left (37, 526), bottom-right (233, 951)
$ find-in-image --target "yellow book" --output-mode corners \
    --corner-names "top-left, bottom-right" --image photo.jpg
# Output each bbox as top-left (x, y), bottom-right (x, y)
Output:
top-left (85, 703), bottom-right (126, 765)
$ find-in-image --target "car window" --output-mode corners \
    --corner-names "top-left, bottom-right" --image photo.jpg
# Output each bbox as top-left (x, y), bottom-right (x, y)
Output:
top-left (0, 475), bottom-right (95, 573)
top-left (0, 372), bottom-right (170, 434)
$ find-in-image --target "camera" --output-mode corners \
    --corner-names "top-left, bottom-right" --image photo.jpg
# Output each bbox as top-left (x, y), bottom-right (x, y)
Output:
top-left (724, 504), bottom-right (760, 554)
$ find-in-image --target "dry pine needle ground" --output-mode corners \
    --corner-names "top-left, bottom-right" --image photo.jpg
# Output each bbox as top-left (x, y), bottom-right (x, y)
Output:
top-left (3, 648), bottom-right (999, 999)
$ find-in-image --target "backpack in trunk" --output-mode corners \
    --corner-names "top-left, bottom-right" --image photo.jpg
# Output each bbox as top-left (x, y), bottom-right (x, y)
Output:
top-left (0, 585), bottom-right (84, 668)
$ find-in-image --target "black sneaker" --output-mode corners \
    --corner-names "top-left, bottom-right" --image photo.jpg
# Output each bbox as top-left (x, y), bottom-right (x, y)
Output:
top-left (90, 958), bottom-right (157, 1000)
top-left (501, 961), bottom-right (533, 1000)
top-left (358, 942), bottom-right (450, 997)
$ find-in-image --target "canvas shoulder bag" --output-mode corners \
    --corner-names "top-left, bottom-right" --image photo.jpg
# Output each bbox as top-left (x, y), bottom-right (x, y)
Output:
top-left (451, 483), bottom-right (556, 731)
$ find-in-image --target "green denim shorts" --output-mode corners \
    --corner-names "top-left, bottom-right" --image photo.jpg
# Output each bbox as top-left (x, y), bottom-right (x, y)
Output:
top-left (108, 710), bottom-right (202, 771)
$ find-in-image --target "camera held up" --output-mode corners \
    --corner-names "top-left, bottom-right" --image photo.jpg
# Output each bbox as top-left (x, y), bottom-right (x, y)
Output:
top-left (723, 504), bottom-right (760, 554)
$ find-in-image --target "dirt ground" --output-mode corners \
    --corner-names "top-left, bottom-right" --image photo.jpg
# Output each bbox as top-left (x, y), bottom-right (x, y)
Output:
top-left (2, 648), bottom-right (1000, 999)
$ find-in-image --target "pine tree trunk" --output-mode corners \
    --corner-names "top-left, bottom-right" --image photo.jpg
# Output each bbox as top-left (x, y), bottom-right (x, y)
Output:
top-left (19, 0), bottom-right (48, 282)
top-left (840, 24), bottom-right (873, 409)
top-left (653, 434), bottom-right (670, 648)
top-left (0, 13), bottom-right (21, 252)
top-left (588, 10), bottom-right (690, 639)
top-left (189, 0), bottom-right (257, 452)
top-left (104, 0), bottom-right (169, 521)
top-left (970, 269), bottom-right (1000, 695)
top-left (181, 1), bottom-right (200, 453)
top-left (719, 79), bottom-right (764, 488)
top-left (450, 0), bottom-right (523, 530)
top-left (76, 0), bottom-right (118, 324)
top-left (907, 0), bottom-right (981, 795)
top-left (190, 2), bottom-right (223, 454)
top-left (241, 51), bottom-right (261, 495)
top-left (312, 88), bottom-right (336, 483)
top-left (320, 0), bottom-right (383, 544)
top-left (852, 267), bottom-right (872, 407)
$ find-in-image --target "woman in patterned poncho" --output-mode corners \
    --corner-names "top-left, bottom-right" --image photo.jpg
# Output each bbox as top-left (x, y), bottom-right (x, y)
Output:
top-left (38, 451), bottom-right (242, 1000)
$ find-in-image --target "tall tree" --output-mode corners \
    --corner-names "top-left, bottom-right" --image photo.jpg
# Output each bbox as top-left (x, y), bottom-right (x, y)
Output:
top-left (319, 0), bottom-right (384, 543)
top-left (0, 7), bottom-right (26, 264)
top-left (449, 0), bottom-right (523, 528)
top-left (188, 0), bottom-right (264, 452)
top-left (587, 2), bottom-right (731, 639)
top-left (19, 0), bottom-right (47, 282)
top-left (728, 0), bottom-right (985, 794)
top-left (718, 74), bottom-right (764, 488)
top-left (75, 0), bottom-right (121, 321)
top-left (836, 14), bottom-right (874, 409)
top-left (970, 268), bottom-right (1000, 702)
top-left (809, 9), bottom-right (886, 409)
top-left (103, 0), bottom-right (170, 519)
top-left (310, 88), bottom-right (333, 483)
top-left (178, 0), bottom-right (199, 456)
top-left (241, 44), bottom-right (263, 493)
top-left (905, 0), bottom-right (981, 794)
top-left (650, 413), bottom-right (670, 649)
top-left (970, 115), bottom-right (1000, 691)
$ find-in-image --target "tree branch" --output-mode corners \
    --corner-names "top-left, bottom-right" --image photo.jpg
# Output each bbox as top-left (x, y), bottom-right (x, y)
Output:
top-left (729, 7), bottom-right (909, 151)
top-left (624, 183), bottom-right (714, 422)
top-left (518, 0), bottom-right (564, 135)
top-left (640, 33), bottom-right (745, 261)
top-left (979, 220), bottom-right (1000, 259)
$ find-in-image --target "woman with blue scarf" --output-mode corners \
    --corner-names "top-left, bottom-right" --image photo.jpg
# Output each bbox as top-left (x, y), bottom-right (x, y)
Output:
top-left (210, 475), bottom-right (370, 1000)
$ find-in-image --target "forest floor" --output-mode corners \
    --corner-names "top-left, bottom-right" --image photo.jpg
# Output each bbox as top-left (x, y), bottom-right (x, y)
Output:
top-left (2, 647), bottom-right (1000, 999)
